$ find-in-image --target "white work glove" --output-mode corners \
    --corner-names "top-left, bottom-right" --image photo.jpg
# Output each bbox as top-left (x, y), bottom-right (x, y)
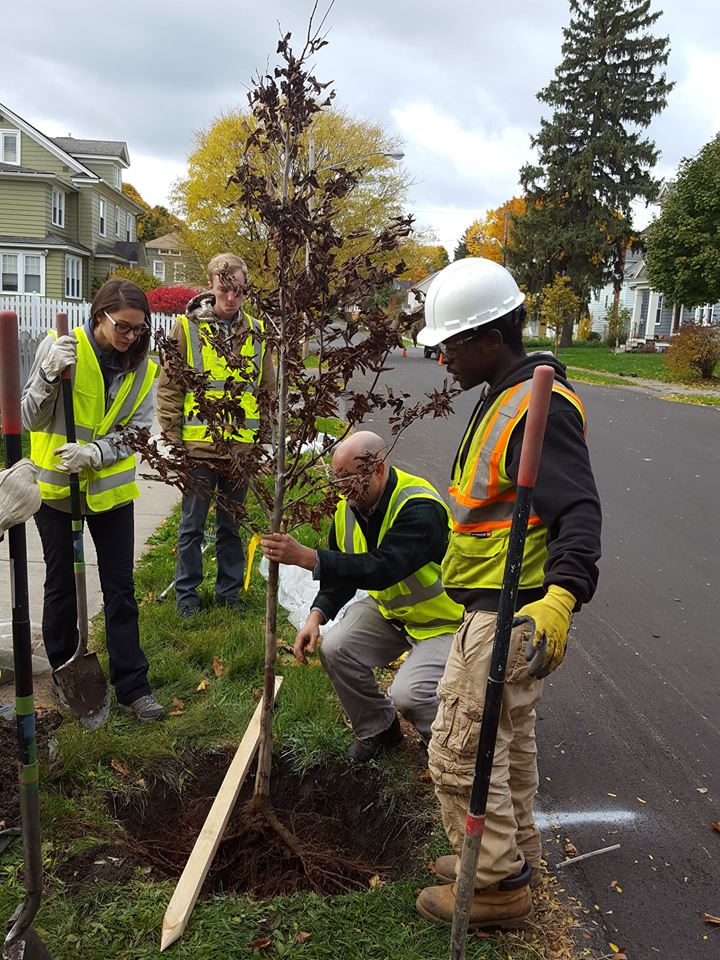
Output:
top-left (149, 434), bottom-right (183, 463)
top-left (41, 335), bottom-right (77, 380)
top-left (0, 459), bottom-right (42, 533)
top-left (54, 442), bottom-right (102, 473)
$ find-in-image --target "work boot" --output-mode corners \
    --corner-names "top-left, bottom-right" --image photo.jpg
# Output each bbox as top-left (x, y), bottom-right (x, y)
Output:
top-left (416, 861), bottom-right (533, 930)
top-left (177, 602), bottom-right (200, 620)
top-left (347, 716), bottom-right (403, 762)
top-left (433, 855), bottom-right (542, 889)
top-left (118, 694), bottom-right (166, 722)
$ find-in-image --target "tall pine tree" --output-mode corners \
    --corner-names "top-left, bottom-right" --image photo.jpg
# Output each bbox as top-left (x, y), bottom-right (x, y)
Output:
top-left (512, 0), bottom-right (672, 344)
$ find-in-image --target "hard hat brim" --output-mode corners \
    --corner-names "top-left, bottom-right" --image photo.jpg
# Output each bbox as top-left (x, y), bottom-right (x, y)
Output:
top-left (416, 325), bottom-right (445, 347)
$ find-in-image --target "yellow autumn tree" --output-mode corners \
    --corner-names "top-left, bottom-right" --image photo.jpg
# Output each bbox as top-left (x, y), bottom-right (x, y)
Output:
top-left (466, 196), bottom-right (527, 263)
top-left (398, 242), bottom-right (450, 282)
top-left (172, 107), bottom-right (410, 281)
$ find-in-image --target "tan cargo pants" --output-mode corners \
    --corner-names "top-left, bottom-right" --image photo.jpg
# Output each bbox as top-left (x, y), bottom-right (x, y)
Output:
top-left (428, 609), bottom-right (543, 889)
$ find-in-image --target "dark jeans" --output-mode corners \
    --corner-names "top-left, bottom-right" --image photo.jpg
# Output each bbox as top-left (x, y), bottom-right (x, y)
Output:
top-left (175, 464), bottom-right (247, 608)
top-left (35, 501), bottom-right (150, 705)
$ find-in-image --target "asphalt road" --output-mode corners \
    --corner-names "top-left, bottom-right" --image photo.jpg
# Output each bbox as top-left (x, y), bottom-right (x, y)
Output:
top-left (359, 346), bottom-right (720, 959)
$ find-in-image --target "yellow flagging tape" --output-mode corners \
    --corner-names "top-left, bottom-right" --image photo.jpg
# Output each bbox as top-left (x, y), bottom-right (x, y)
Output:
top-left (244, 533), bottom-right (261, 591)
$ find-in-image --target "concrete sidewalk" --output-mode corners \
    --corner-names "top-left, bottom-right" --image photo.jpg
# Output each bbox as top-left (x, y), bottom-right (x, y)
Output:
top-left (0, 458), bottom-right (181, 683)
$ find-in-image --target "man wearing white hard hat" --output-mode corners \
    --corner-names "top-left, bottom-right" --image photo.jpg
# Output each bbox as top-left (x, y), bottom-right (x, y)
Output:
top-left (415, 258), bottom-right (601, 931)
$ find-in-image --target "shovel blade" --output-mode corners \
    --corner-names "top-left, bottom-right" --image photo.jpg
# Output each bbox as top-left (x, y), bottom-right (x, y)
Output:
top-left (3, 926), bottom-right (53, 960)
top-left (53, 653), bottom-right (110, 730)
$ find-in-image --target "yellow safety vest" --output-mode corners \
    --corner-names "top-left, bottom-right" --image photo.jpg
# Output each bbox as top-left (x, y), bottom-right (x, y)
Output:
top-left (334, 468), bottom-right (464, 640)
top-left (31, 327), bottom-right (157, 512)
top-left (442, 379), bottom-right (586, 591)
top-left (179, 312), bottom-right (265, 444)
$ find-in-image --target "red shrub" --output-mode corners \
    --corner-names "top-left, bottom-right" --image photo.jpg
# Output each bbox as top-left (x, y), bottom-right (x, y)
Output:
top-left (147, 285), bottom-right (201, 316)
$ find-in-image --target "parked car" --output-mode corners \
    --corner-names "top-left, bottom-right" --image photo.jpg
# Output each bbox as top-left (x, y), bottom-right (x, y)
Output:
top-left (424, 343), bottom-right (445, 361)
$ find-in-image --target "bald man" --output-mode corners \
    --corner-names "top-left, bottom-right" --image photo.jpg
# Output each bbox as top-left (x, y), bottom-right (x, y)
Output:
top-left (261, 431), bottom-right (463, 762)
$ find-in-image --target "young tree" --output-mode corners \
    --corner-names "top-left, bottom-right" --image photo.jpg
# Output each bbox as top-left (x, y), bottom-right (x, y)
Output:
top-left (645, 133), bottom-right (720, 311)
top-left (540, 275), bottom-right (581, 348)
top-left (453, 227), bottom-right (469, 261)
top-left (136, 21), bottom-right (456, 865)
top-left (513, 0), bottom-right (672, 345)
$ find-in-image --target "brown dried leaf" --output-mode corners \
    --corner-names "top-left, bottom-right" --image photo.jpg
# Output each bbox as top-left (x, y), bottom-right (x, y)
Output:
top-left (564, 841), bottom-right (581, 857)
top-left (252, 688), bottom-right (262, 702)
top-left (247, 937), bottom-right (273, 949)
top-left (212, 656), bottom-right (226, 677)
top-left (196, 677), bottom-right (209, 692)
top-left (711, 822), bottom-right (720, 833)
top-left (368, 874), bottom-right (384, 889)
top-left (136, 778), bottom-right (146, 789)
top-left (111, 759), bottom-right (130, 777)
top-left (296, 932), bottom-right (312, 944)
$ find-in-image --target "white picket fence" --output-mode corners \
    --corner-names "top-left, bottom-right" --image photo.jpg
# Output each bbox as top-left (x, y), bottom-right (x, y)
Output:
top-left (0, 294), bottom-right (177, 337)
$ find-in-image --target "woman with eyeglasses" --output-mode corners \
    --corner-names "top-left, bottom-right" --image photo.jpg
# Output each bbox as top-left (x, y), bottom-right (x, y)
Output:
top-left (21, 278), bottom-right (165, 722)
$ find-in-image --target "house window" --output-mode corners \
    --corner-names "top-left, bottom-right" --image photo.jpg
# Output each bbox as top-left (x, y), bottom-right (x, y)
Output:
top-left (114, 166), bottom-right (122, 189)
top-left (152, 260), bottom-right (165, 281)
top-left (51, 187), bottom-right (65, 228)
top-left (64, 255), bottom-right (82, 299)
top-left (173, 261), bottom-right (186, 283)
top-left (98, 198), bottom-right (106, 236)
top-left (126, 213), bottom-right (134, 242)
top-left (0, 251), bottom-right (45, 294)
top-left (115, 206), bottom-right (122, 237)
top-left (0, 130), bottom-right (19, 164)
top-left (1, 253), bottom-right (19, 291)
top-left (24, 255), bottom-right (42, 293)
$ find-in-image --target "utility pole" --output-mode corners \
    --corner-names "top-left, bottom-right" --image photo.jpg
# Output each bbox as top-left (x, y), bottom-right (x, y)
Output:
top-left (502, 209), bottom-right (509, 267)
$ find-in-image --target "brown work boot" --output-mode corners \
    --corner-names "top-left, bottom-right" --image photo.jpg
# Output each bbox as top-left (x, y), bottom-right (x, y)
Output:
top-left (416, 862), bottom-right (533, 930)
top-left (433, 854), bottom-right (541, 888)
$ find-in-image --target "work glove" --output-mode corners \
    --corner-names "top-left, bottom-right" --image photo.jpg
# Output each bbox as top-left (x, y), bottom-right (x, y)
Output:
top-left (41, 335), bottom-right (77, 380)
top-left (516, 585), bottom-right (576, 679)
top-left (0, 459), bottom-right (42, 533)
top-left (54, 442), bottom-right (102, 473)
top-left (148, 434), bottom-right (184, 468)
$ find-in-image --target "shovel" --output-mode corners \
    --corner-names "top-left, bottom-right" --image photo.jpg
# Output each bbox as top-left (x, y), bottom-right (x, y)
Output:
top-left (51, 313), bottom-right (109, 730)
top-left (450, 364), bottom-right (555, 960)
top-left (0, 310), bottom-right (53, 960)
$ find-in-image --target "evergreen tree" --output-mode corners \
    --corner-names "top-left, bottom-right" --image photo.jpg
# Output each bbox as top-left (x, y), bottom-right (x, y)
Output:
top-left (453, 227), bottom-right (469, 261)
top-left (512, 0), bottom-right (672, 344)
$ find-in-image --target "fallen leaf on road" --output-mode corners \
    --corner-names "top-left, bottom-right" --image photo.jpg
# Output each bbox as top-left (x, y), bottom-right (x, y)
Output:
top-left (711, 822), bottom-right (720, 833)
top-left (697, 787), bottom-right (709, 795)
top-left (704, 913), bottom-right (720, 925)
top-left (212, 656), bottom-right (226, 677)
top-left (608, 792), bottom-right (617, 797)
top-left (296, 932), bottom-right (312, 944)
top-left (196, 677), bottom-right (209, 692)
top-left (636, 797), bottom-right (646, 804)
top-left (564, 841), bottom-right (581, 857)
top-left (111, 759), bottom-right (130, 777)
top-left (610, 879), bottom-right (623, 893)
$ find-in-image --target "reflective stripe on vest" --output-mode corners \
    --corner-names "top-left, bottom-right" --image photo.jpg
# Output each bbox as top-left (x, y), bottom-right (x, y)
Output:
top-left (449, 382), bottom-right (585, 533)
top-left (334, 469), bottom-right (464, 640)
top-left (441, 379), bottom-right (586, 593)
top-left (180, 312), bottom-right (264, 443)
top-left (30, 327), bottom-right (156, 511)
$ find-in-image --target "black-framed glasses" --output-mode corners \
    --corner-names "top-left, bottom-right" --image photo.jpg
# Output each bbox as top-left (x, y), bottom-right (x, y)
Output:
top-left (442, 326), bottom-right (484, 351)
top-left (103, 310), bottom-right (150, 338)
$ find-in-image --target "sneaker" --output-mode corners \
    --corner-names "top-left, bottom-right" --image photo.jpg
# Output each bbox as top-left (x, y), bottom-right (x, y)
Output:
top-left (177, 603), bottom-right (200, 620)
top-left (118, 694), bottom-right (166, 722)
top-left (347, 716), bottom-right (403, 762)
top-left (215, 596), bottom-right (245, 611)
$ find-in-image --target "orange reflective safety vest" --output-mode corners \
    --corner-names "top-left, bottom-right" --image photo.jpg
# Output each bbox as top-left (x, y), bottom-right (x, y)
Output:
top-left (442, 378), bottom-right (586, 592)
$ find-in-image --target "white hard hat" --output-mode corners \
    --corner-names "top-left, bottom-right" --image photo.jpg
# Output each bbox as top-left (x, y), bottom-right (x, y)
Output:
top-left (416, 258), bottom-right (525, 347)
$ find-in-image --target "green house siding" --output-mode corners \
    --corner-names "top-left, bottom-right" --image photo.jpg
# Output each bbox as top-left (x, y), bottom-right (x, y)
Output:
top-left (45, 250), bottom-right (66, 299)
top-left (18, 131), bottom-right (75, 181)
top-left (0, 179), bottom-right (47, 236)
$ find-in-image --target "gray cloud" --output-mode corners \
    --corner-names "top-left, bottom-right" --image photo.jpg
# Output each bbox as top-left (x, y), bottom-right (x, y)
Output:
top-left (3, 0), bottom-right (719, 249)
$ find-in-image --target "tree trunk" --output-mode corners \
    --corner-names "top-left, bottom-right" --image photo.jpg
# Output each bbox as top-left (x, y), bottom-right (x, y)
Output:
top-left (672, 303), bottom-right (682, 334)
top-left (559, 317), bottom-right (574, 348)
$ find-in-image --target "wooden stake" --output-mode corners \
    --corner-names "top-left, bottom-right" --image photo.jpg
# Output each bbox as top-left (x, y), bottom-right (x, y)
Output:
top-left (160, 676), bottom-right (283, 951)
top-left (556, 842), bottom-right (621, 869)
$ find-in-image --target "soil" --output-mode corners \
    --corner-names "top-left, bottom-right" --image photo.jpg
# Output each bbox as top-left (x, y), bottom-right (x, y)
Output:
top-left (0, 708), bottom-right (62, 828)
top-left (109, 750), bottom-right (432, 899)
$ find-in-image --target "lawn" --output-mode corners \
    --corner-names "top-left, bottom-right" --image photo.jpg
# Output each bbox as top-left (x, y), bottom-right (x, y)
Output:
top-left (0, 492), bottom-right (584, 960)
top-left (554, 345), bottom-right (720, 383)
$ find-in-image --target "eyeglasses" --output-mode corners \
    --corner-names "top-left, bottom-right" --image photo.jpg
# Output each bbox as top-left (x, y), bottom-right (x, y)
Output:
top-left (442, 327), bottom-right (483, 351)
top-left (103, 310), bottom-right (150, 338)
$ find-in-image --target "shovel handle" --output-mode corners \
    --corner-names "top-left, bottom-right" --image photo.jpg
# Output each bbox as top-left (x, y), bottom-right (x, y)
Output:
top-left (0, 311), bottom-right (22, 441)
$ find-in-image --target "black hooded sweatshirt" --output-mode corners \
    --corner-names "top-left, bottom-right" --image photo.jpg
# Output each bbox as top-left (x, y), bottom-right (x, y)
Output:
top-left (448, 352), bottom-right (602, 614)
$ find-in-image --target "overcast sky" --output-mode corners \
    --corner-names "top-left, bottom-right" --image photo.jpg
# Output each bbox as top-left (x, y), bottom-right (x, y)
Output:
top-left (3, 0), bottom-right (719, 254)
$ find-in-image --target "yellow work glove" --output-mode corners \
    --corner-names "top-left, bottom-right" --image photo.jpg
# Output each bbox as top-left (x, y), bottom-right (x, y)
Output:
top-left (517, 585), bottom-right (576, 678)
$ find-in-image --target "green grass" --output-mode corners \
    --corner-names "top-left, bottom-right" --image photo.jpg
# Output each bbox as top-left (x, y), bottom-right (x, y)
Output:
top-left (556, 345), bottom-right (720, 383)
top-left (0, 495), bottom-right (578, 959)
